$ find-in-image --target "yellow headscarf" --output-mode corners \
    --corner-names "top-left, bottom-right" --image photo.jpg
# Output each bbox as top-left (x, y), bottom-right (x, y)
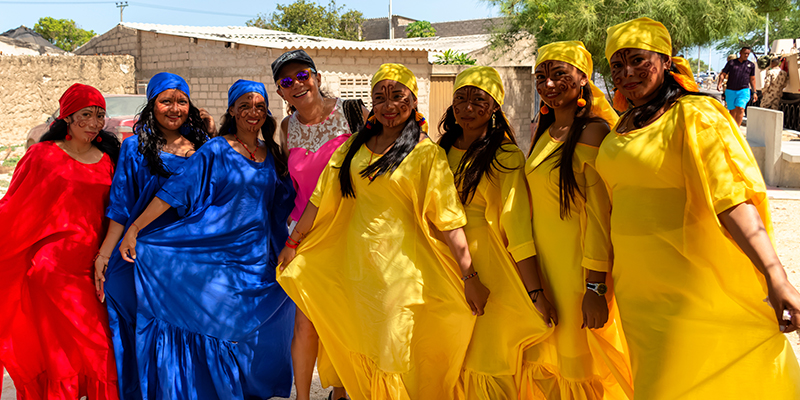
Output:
top-left (453, 66), bottom-right (505, 106)
top-left (605, 17), bottom-right (698, 111)
top-left (535, 41), bottom-right (619, 126)
top-left (369, 63), bottom-right (427, 132)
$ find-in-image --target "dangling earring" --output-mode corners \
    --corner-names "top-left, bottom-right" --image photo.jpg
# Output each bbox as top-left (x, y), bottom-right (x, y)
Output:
top-left (491, 113), bottom-right (496, 129)
top-left (540, 104), bottom-right (550, 115)
top-left (65, 134), bottom-right (72, 141)
top-left (577, 86), bottom-right (587, 107)
top-left (365, 115), bottom-right (377, 130)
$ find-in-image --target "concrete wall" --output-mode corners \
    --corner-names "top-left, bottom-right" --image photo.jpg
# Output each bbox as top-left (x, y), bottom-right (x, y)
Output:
top-left (363, 16), bottom-right (504, 40)
top-left (76, 25), bottom-right (432, 129)
top-left (0, 54), bottom-right (136, 146)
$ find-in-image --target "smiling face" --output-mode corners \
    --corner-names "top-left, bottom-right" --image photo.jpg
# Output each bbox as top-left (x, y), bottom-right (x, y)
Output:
top-left (609, 48), bottom-right (670, 107)
top-left (371, 80), bottom-right (417, 129)
top-left (65, 106), bottom-right (106, 142)
top-left (452, 86), bottom-right (498, 133)
top-left (275, 62), bottom-right (322, 108)
top-left (535, 61), bottom-right (587, 109)
top-left (154, 89), bottom-right (190, 135)
top-left (229, 92), bottom-right (268, 134)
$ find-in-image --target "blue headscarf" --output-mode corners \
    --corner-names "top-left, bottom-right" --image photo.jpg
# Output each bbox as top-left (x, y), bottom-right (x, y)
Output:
top-left (146, 72), bottom-right (191, 101)
top-left (228, 79), bottom-right (268, 109)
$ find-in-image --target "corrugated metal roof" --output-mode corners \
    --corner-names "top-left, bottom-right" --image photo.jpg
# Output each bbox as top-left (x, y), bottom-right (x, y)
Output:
top-left (120, 22), bottom-right (430, 52)
top-left (369, 34), bottom-right (491, 63)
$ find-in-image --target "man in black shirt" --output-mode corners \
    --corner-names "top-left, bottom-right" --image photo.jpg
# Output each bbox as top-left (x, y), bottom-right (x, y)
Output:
top-left (718, 47), bottom-right (757, 126)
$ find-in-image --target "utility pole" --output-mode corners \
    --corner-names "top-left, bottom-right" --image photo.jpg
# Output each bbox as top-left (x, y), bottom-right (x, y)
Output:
top-left (765, 13), bottom-right (770, 53)
top-left (116, 1), bottom-right (128, 23)
top-left (698, 46), bottom-right (701, 73)
top-left (388, 0), bottom-right (393, 40)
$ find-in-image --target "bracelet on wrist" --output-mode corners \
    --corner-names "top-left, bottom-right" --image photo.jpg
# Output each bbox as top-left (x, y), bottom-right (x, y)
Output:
top-left (93, 253), bottom-right (109, 263)
top-left (527, 288), bottom-right (543, 303)
top-left (286, 236), bottom-right (301, 246)
top-left (461, 271), bottom-right (478, 281)
top-left (285, 238), bottom-right (299, 249)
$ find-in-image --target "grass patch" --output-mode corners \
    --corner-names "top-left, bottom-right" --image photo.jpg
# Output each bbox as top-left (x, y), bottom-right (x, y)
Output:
top-left (0, 156), bottom-right (21, 168)
top-left (0, 179), bottom-right (10, 188)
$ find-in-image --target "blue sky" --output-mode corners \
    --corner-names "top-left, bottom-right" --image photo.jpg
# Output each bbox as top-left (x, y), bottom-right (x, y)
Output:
top-left (0, 0), bottom-right (500, 35)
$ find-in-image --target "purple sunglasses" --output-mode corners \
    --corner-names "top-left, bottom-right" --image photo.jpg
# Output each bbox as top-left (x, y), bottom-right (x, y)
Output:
top-left (278, 68), bottom-right (316, 89)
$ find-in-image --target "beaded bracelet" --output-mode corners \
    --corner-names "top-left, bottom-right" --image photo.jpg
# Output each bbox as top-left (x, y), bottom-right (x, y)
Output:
top-left (527, 288), bottom-right (544, 303)
top-left (461, 271), bottom-right (479, 281)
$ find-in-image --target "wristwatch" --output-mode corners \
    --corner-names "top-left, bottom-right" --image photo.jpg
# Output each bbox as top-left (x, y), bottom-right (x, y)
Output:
top-left (586, 282), bottom-right (607, 296)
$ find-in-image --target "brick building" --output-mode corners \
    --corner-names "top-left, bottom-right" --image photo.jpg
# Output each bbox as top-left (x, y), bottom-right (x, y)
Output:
top-left (75, 23), bottom-right (431, 121)
top-left (361, 16), bottom-right (505, 40)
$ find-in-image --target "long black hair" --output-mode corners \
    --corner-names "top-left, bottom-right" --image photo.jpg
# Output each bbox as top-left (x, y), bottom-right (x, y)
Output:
top-left (619, 57), bottom-right (702, 130)
top-left (438, 107), bottom-right (517, 204)
top-left (531, 85), bottom-right (607, 218)
top-left (39, 119), bottom-right (121, 163)
top-left (133, 98), bottom-right (208, 177)
top-left (218, 110), bottom-right (288, 177)
top-left (337, 110), bottom-right (423, 198)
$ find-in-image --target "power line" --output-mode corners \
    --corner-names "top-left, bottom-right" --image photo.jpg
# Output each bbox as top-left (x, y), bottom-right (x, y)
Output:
top-left (0, 1), bottom-right (255, 18)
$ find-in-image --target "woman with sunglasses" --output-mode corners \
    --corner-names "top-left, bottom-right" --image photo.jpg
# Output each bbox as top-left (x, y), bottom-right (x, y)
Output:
top-left (271, 49), bottom-right (366, 400)
top-left (598, 17), bottom-right (800, 398)
top-left (277, 63), bottom-right (488, 399)
top-left (0, 83), bottom-right (121, 398)
top-left (117, 80), bottom-right (296, 399)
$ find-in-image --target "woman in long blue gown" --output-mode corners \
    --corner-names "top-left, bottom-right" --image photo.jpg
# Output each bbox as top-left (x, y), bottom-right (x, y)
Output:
top-left (94, 72), bottom-right (210, 400)
top-left (116, 79), bottom-right (296, 399)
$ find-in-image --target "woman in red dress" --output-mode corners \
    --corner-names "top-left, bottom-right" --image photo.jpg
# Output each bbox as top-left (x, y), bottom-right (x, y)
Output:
top-left (0, 83), bottom-right (121, 399)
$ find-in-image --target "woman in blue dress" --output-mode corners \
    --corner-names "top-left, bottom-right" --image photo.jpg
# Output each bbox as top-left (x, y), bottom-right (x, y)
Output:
top-left (93, 72), bottom-right (211, 400)
top-left (116, 79), bottom-right (296, 399)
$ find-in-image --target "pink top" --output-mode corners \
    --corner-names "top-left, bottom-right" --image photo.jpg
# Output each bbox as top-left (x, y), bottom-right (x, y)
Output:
top-left (287, 98), bottom-right (352, 221)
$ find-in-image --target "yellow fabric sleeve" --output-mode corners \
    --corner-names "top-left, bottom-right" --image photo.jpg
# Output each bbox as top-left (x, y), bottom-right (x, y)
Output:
top-left (493, 145), bottom-right (537, 262)
top-left (309, 136), bottom-right (354, 207)
top-left (579, 146), bottom-right (613, 272)
top-left (422, 142), bottom-right (468, 232)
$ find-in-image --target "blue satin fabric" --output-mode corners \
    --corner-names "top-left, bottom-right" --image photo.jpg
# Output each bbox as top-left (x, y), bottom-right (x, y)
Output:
top-left (106, 136), bottom-right (187, 400)
top-left (227, 79), bottom-right (267, 108)
top-left (146, 72), bottom-right (191, 100)
top-left (134, 137), bottom-right (296, 399)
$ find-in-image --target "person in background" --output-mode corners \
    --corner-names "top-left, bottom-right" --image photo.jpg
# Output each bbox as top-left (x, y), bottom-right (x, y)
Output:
top-left (717, 46), bottom-right (757, 126)
top-left (117, 79), bottom-right (296, 399)
top-left (0, 83), bottom-right (121, 399)
top-left (277, 63), bottom-right (489, 399)
top-left (601, 17), bottom-right (800, 399)
top-left (761, 56), bottom-right (788, 110)
top-left (93, 72), bottom-right (210, 400)
top-left (437, 66), bottom-right (555, 400)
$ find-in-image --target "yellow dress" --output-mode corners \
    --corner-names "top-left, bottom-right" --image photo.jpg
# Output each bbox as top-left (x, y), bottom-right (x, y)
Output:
top-left (595, 95), bottom-right (800, 399)
top-left (523, 132), bottom-right (633, 400)
top-left (446, 144), bottom-right (553, 400)
top-left (277, 137), bottom-right (475, 400)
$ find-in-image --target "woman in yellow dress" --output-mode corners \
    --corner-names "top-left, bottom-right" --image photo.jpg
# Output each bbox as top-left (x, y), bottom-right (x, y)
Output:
top-left (276, 63), bottom-right (490, 400)
top-left (598, 17), bottom-right (800, 399)
top-left (437, 66), bottom-right (556, 400)
top-left (523, 41), bottom-right (634, 400)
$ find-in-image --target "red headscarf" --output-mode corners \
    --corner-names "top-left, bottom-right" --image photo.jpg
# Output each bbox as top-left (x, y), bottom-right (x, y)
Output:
top-left (58, 83), bottom-right (106, 119)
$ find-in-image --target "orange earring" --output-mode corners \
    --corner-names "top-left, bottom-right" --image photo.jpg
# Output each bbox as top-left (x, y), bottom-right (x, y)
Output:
top-left (577, 86), bottom-right (587, 107)
top-left (540, 105), bottom-right (550, 115)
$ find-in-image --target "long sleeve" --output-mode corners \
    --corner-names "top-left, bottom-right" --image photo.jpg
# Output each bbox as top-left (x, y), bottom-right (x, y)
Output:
top-left (422, 144), bottom-right (467, 231)
top-left (106, 138), bottom-right (142, 225)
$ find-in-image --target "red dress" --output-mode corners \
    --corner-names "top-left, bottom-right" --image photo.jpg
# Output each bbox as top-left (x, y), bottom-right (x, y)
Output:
top-left (0, 141), bottom-right (119, 399)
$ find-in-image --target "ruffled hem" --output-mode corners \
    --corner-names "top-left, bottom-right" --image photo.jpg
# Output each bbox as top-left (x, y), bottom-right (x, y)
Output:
top-left (12, 371), bottom-right (119, 400)
top-left (137, 317), bottom-right (292, 400)
top-left (348, 351), bottom-right (410, 400)
top-left (458, 369), bottom-right (518, 400)
top-left (519, 361), bottom-right (622, 400)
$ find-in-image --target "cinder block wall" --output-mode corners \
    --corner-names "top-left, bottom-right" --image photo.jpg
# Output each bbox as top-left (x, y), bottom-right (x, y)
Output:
top-left (0, 54), bottom-right (135, 146)
top-left (77, 26), bottom-right (432, 141)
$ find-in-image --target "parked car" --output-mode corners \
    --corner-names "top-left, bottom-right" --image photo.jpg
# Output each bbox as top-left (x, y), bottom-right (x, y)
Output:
top-left (26, 94), bottom-right (147, 149)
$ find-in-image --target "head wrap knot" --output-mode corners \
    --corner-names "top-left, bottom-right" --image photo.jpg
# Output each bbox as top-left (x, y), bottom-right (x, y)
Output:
top-left (146, 72), bottom-right (191, 101)
top-left (58, 83), bottom-right (105, 120)
top-left (535, 41), bottom-right (619, 126)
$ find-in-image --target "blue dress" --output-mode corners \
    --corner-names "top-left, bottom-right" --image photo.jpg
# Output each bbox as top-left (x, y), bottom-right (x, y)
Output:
top-left (106, 136), bottom-right (187, 400)
top-left (133, 136), bottom-right (296, 399)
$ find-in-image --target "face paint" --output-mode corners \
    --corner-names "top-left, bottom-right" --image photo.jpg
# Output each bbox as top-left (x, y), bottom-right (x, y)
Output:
top-left (452, 86), bottom-right (496, 132)
top-left (154, 89), bottom-right (190, 134)
top-left (230, 92), bottom-right (268, 134)
top-left (534, 60), bottom-right (585, 109)
top-left (372, 80), bottom-right (415, 129)
top-left (609, 48), bottom-right (668, 107)
top-left (67, 106), bottom-right (106, 143)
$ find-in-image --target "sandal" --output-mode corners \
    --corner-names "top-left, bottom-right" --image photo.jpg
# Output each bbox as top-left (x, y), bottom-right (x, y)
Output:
top-left (327, 391), bottom-right (347, 400)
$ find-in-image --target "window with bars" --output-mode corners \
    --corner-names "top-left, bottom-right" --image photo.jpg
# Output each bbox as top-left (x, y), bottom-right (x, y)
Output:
top-left (339, 77), bottom-right (372, 108)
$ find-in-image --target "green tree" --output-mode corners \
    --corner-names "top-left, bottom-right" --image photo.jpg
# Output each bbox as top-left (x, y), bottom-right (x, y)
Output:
top-left (434, 50), bottom-right (477, 65)
top-left (247, 0), bottom-right (364, 41)
top-left (488, 0), bottom-right (785, 77)
top-left (33, 17), bottom-right (95, 52)
top-left (406, 21), bottom-right (436, 38)
top-left (717, 2), bottom-right (800, 54)
top-left (686, 57), bottom-right (710, 74)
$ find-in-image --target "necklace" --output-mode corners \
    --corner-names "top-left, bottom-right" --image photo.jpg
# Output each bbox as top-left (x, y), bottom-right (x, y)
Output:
top-left (234, 134), bottom-right (258, 161)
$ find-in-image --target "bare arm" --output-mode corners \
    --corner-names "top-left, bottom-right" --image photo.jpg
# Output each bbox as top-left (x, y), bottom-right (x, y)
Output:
top-left (719, 200), bottom-right (800, 332)
top-left (277, 117), bottom-right (290, 156)
top-left (582, 269), bottom-right (609, 329)
top-left (717, 72), bottom-right (728, 91)
top-left (93, 220), bottom-right (125, 302)
top-left (117, 197), bottom-right (172, 262)
top-left (442, 227), bottom-right (490, 316)
top-left (750, 75), bottom-right (758, 101)
top-left (518, 256), bottom-right (558, 326)
top-left (277, 203), bottom-right (319, 270)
